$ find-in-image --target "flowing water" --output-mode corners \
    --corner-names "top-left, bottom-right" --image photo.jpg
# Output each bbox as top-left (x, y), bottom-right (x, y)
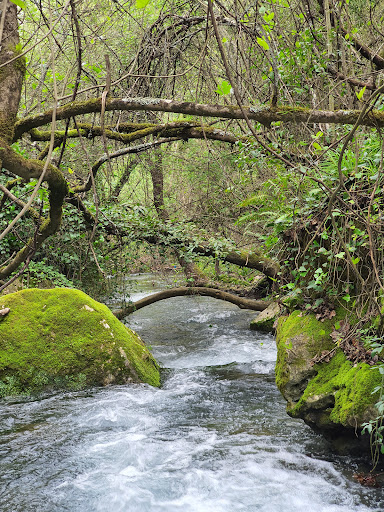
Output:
top-left (0, 274), bottom-right (383, 511)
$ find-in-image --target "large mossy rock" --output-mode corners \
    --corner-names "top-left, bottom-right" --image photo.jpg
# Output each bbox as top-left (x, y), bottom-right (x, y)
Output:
top-left (275, 311), bottom-right (381, 434)
top-left (0, 288), bottom-right (160, 395)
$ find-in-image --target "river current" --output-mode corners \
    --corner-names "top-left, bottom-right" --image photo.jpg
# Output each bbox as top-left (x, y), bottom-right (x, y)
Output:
top-left (0, 274), bottom-right (383, 511)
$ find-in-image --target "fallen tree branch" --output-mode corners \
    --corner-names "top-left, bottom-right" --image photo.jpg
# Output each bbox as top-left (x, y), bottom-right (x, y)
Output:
top-left (113, 286), bottom-right (271, 319)
top-left (14, 96), bottom-right (384, 139)
top-left (65, 193), bottom-right (280, 278)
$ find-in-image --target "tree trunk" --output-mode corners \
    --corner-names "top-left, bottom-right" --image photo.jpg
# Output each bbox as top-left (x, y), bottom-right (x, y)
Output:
top-left (148, 150), bottom-right (208, 285)
top-left (0, 2), bottom-right (24, 144)
top-left (0, 4), bottom-right (68, 284)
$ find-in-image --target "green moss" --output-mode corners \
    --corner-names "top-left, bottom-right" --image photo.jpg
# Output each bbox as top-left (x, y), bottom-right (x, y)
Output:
top-left (0, 288), bottom-right (160, 395)
top-left (291, 350), bottom-right (381, 426)
top-left (250, 317), bottom-right (274, 332)
top-left (0, 113), bottom-right (17, 143)
top-left (13, 53), bottom-right (26, 78)
top-left (275, 310), bottom-right (337, 391)
top-left (275, 309), bottom-right (381, 431)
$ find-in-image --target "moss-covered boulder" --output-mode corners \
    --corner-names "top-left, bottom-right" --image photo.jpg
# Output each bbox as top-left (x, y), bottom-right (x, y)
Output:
top-left (275, 311), bottom-right (381, 434)
top-left (250, 302), bottom-right (280, 333)
top-left (0, 288), bottom-right (160, 396)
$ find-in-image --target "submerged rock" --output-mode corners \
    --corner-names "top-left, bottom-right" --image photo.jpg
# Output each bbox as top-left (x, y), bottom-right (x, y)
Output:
top-left (0, 288), bottom-right (160, 396)
top-left (250, 302), bottom-right (280, 333)
top-left (275, 311), bottom-right (381, 437)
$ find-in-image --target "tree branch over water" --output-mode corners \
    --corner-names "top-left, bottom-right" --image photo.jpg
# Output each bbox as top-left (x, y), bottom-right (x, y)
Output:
top-left (114, 287), bottom-right (270, 319)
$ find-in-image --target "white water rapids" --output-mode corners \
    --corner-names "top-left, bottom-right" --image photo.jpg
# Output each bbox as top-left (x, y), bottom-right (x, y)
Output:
top-left (0, 274), bottom-right (383, 511)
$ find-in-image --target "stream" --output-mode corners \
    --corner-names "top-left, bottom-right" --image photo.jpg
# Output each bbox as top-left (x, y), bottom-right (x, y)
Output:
top-left (0, 274), bottom-right (383, 511)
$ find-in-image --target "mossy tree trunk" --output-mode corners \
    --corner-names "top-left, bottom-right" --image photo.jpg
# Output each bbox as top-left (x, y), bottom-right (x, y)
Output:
top-left (0, 2), bottom-right (24, 145)
top-left (0, 4), bottom-right (68, 284)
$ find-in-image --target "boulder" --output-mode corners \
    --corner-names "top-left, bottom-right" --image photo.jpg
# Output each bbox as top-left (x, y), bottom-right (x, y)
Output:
top-left (275, 311), bottom-right (381, 434)
top-left (0, 288), bottom-right (160, 396)
top-left (250, 302), bottom-right (280, 332)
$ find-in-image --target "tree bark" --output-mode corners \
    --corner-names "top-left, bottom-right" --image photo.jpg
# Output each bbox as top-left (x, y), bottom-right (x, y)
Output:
top-left (114, 286), bottom-right (270, 319)
top-left (0, 2), bottom-right (24, 144)
top-left (14, 97), bottom-right (384, 140)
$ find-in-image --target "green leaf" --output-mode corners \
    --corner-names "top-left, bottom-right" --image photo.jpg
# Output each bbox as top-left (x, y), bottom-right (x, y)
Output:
top-left (136, 0), bottom-right (151, 8)
top-left (216, 80), bottom-right (232, 96)
top-left (67, 167), bottom-right (74, 174)
top-left (10, 0), bottom-right (26, 9)
top-left (343, 294), bottom-right (351, 302)
top-left (356, 86), bottom-right (366, 100)
top-left (257, 37), bottom-right (270, 51)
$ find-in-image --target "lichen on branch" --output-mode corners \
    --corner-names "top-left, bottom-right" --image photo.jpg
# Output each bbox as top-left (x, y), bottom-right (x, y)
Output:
top-left (13, 97), bottom-right (384, 141)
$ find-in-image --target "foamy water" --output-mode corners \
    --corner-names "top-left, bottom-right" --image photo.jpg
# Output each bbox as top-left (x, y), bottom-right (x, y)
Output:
top-left (0, 275), bottom-right (382, 511)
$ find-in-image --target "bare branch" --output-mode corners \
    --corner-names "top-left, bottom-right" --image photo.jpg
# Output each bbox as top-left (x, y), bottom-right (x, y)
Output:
top-left (114, 287), bottom-right (271, 319)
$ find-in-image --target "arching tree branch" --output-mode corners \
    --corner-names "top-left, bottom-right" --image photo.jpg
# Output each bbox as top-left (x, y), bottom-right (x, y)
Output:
top-left (114, 286), bottom-right (271, 319)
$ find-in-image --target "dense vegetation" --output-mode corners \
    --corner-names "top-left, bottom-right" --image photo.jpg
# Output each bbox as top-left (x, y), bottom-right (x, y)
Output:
top-left (2, 0), bottom-right (384, 455)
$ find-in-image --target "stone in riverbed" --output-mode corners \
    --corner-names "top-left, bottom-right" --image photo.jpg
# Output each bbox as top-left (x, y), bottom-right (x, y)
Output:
top-left (250, 302), bottom-right (280, 333)
top-left (0, 288), bottom-right (160, 396)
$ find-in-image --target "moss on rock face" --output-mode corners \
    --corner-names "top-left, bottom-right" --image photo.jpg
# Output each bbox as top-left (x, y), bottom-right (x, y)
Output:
top-left (275, 311), bottom-right (336, 402)
top-left (290, 350), bottom-right (381, 429)
top-left (0, 288), bottom-right (160, 395)
top-left (275, 310), bottom-right (380, 433)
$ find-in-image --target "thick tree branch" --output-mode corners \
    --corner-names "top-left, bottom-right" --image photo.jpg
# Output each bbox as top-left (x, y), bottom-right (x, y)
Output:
top-left (66, 194), bottom-right (279, 278)
top-left (338, 25), bottom-right (384, 71)
top-left (317, 0), bottom-right (384, 70)
top-left (29, 122), bottom-right (239, 145)
top-left (0, 144), bottom-right (68, 281)
top-left (113, 287), bottom-right (271, 319)
top-left (14, 97), bottom-right (384, 140)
